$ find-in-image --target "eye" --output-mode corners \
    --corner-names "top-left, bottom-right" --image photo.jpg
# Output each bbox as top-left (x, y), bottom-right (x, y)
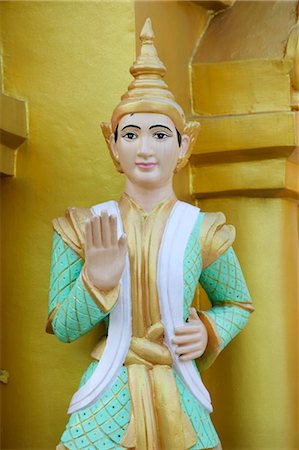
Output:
top-left (153, 132), bottom-right (169, 140)
top-left (122, 132), bottom-right (137, 140)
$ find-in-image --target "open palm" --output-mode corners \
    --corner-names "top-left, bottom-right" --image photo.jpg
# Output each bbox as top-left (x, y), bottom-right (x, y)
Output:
top-left (85, 211), bottom-right (127, 291)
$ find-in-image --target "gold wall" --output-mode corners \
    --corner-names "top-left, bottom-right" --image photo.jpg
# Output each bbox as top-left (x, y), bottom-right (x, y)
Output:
top-left (1, 1), bottom-right (298, 449)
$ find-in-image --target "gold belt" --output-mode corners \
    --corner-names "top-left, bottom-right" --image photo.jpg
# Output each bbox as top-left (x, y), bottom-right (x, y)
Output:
top-left (120, 322), bottom-right (197, 450)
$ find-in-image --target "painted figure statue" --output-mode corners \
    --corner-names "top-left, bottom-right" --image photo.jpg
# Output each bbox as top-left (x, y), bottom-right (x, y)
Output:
top-left (47, 18), bottom-right (253, 450)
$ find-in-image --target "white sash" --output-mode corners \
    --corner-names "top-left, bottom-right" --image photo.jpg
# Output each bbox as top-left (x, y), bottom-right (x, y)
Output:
top-left (68, 200), bottom-right (212, 414)
top-left (68, 201), bottom-right (131, 414)
top-left (157, 201), bottom-right (212, 412)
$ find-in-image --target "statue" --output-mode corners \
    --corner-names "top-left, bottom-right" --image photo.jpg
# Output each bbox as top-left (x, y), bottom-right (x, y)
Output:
top-left (47, 18), bottom-right (253, 450)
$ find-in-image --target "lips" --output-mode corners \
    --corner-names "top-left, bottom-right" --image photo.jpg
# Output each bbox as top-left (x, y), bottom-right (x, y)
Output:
top-left (136, 162), bottom-right (157, 169)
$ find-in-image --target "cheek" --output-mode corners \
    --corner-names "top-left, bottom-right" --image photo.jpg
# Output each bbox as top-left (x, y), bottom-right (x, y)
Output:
top-left (158, 142), bottom-right (180, 170)
top-left (117, 144), bottom-right (136, 168)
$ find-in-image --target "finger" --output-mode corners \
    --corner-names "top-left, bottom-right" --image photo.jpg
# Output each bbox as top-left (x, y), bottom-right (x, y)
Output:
top-left (93, 216), bottom-right (102, 248)
top-left (175, 342), bottom-right (202, 355)
top-left (188, 307), bottom-right (199, 322)
top-left (174, 324), bottom-right (201, 335)
top-left (85, 220), bottom-right (93, 249)
top-left (118, 233), bottom-right (127, 257)
top-left (101, 210), bottom-right (110, 247)
top-left (91, 217), bottom-right (99, 247)
top-left (179, 350), bottom-right (203, 361)
top-left (110, 215), bottom-right (118, 246)
top-left (172, 333), bottom-right (201, 345)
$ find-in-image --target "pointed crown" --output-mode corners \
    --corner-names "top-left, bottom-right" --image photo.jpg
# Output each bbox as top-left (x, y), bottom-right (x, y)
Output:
top-left (101, 18), bottom-right (200, 174)
top-left (111, 18), bottom-right (186, 133)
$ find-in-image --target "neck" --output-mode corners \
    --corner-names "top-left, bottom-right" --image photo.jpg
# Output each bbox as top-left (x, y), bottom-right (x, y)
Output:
top-left (124, 178), bottom-right (176, 212)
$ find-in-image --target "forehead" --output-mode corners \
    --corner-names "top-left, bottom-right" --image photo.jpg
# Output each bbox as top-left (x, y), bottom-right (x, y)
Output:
top-left (118, 113), bottom-right (176, 130)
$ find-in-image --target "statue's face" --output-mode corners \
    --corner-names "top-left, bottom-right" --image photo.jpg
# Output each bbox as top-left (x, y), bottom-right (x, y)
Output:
top-left (110, 113), bottom-right (189, 188)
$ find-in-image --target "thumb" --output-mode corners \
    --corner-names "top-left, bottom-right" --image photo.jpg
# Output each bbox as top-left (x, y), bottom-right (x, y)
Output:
top-left (188, 307), bottom-right (199, 322)
top-left (118, 233), bottom-right (127, 256)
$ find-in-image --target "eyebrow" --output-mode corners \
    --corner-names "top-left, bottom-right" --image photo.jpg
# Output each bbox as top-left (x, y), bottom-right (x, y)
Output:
top-left (149, 125), bottom-right (173, 132)
top-left (120, 125), bottom-right (141, 131)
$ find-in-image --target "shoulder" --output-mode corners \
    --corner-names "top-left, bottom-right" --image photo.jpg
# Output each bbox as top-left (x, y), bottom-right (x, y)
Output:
top-left (200, 211), bottom-right (236, 269)
top-left (52, 206), bottom-right (93, 257)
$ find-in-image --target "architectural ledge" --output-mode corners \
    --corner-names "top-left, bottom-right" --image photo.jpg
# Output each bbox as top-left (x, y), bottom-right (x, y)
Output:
top-left (189, 111), bottom-right (299, 201)
top-left (0, 59), bottom-right (28, 176)
top-left (190, 158), bottom-right (299, 200)
top-left (192, 111), bottom-right (297, 163)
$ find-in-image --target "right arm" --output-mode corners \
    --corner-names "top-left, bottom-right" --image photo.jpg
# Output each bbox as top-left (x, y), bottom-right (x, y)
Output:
top-left (47, 231), bottom-right (119, 343)
top-left (47, 208), bottom-right (127, 343)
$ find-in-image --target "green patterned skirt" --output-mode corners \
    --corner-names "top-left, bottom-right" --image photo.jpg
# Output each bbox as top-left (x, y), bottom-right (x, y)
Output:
top-left (60, 361), bottom-right (219, 450)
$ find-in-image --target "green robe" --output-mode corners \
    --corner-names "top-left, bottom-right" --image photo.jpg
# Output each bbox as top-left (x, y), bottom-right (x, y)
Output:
top-left (48, 204), bottom-right (253, 450)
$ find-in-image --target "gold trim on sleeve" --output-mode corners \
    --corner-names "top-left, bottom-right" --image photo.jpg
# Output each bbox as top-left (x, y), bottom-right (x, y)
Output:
top-left (214, 300), bottom-right (255, 313)
top-left (81, 265), bottom-right (120, 313)
top-left (45, 304), bottom-right (60, 335)
top-left (196, 311), bottom-right (222, 372)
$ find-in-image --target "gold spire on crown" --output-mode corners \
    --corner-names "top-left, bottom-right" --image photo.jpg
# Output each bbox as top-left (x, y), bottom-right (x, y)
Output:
top-left (101, 17), bottom-right (200, 173)
top-left (111, 17), bottom-right (185, 134)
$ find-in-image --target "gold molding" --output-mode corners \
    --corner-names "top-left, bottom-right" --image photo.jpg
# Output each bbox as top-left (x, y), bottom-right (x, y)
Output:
top-left (192, 111), bottom-right (297, 163)
top-left (0, 56), bottom-right (28, 176)
top-left (190, 157), bottom-right (299, 200)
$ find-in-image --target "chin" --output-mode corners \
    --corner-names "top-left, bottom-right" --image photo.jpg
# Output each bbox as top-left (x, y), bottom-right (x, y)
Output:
top-left (130, 173), bottom-right (162, 189)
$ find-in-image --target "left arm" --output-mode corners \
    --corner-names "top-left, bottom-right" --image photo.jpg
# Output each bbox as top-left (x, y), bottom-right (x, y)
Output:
top-left (172, 212), bottom-right (253, 367)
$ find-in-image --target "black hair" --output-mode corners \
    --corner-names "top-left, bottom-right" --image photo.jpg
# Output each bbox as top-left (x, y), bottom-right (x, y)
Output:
top-left (176, 128), bottom-right (182, 147)
top-left (114, 125), bottom-right (119, 142)
top-left (114, 124), bottom-right (182, 147)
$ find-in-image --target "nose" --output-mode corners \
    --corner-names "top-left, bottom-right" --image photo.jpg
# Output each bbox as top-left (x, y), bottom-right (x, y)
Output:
top-left (137, 136), bottom-right (154, 158)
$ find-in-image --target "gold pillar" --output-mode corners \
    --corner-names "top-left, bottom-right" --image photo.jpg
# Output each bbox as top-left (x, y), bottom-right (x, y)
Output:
top-left (190, 1), bottom-right (299, 449)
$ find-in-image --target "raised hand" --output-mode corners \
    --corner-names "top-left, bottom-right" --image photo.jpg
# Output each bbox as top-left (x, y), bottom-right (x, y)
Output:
top-left (172, 307), bottom-right (208, 361)
top-left (84, 211), bottom-right (127, 291)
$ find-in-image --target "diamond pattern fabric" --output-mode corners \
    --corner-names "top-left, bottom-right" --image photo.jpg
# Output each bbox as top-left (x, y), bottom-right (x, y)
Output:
top-left (60, 363), bottom-right (219, 450)
top-left (200, 247), bottom-right (252, 349)
top-left (49, 232), bottom-right (107, 343)
top-left (61, 364), bottom-right (131, 450)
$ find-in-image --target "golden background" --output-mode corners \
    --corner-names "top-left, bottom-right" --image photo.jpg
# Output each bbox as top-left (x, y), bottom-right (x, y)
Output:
top-left (0, 1), bottom-right (298, 449)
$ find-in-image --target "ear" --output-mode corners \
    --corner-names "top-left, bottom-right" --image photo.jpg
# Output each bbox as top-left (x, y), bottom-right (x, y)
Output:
top-left (100, 122), bottom-right (123, 173)
top-left (109, 133), bottom-right (119, 161)
top-left (174, 121), bottom-right (200, 174)
top-left (179, 134), bottom-right (190, 159)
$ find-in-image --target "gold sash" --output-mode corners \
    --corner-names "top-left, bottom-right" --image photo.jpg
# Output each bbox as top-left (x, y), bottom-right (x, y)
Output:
top-left (118, 194), bottom-right (197, 450)
top-left (121, 322), bottom-right (197, 450)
